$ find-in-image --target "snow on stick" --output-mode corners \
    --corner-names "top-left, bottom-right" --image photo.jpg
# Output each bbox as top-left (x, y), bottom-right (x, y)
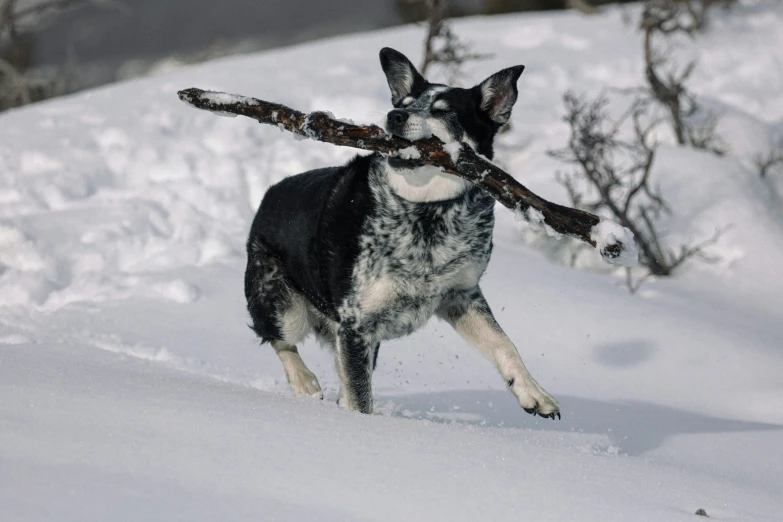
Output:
top-left (177, 87), bottom-right (638, 266)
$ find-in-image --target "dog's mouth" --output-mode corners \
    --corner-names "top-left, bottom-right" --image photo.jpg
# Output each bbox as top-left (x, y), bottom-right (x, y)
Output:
top-left (385, 125), bottom-right (408, 141)
top-left (385, 126), bottom-right (415, 169)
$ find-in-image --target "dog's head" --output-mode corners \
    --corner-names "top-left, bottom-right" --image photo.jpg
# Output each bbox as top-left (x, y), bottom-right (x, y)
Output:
top-left (379, 47), bottom-right (524, 160)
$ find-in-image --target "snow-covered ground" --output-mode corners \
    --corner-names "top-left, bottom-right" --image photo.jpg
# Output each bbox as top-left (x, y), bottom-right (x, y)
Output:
top-left (1, 2), bottom-right (782, 521)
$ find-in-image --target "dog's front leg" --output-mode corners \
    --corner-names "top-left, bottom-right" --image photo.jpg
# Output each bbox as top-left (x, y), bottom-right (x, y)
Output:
top-left (336, 322), bottom-right (375, 414)
top-left (437, 288), bottom-right (561, 419)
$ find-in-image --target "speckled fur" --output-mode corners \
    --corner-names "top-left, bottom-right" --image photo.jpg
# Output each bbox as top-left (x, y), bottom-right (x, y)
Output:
top-left (244, 47), bottom-right (561, 418)
top-left (339, 160), bottom-right (495, 342)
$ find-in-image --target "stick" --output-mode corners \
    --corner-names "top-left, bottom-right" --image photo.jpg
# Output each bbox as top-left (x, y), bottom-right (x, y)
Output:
top-left (177, 87), bottom-right (638, 266)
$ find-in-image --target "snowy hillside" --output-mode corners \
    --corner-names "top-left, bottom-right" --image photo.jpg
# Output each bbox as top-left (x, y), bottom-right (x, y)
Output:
top-left (1, 2), bottom-right (782, 521)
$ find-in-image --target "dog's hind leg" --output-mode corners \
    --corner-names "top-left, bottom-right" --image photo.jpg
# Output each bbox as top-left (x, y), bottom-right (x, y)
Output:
top-left (271, 340), bottom-right (323, 398)
top-left (437, 287), bottom-right (560, 419)
top-left (245, 239), bottom-right (322, 399)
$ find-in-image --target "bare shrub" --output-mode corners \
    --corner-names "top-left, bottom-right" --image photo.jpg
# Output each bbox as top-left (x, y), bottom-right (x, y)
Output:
top-left (419, 0), bottom-right (489, 84)
top-left (0, 0), bottom-right (123, 111)
top-left (754, 148), bottom-right (783, 179)
top-left (639, 0), bottom-right (726, 154)
top-left (549, 91), bottom-right (723, 290)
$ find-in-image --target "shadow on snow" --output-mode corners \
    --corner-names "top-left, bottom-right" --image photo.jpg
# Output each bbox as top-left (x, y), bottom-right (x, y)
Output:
top-left (375, 389), bottom-right (782, 456)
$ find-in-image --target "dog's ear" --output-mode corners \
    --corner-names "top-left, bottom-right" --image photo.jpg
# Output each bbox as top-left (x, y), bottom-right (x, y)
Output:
top-left (474, 65), bottom-right (525, 125)
top-left (379, 47), bottom-right (425, 105)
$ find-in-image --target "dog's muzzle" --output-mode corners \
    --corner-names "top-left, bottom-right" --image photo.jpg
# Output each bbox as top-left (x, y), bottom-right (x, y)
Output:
top-left (386, 109), bottom-right (409, 138)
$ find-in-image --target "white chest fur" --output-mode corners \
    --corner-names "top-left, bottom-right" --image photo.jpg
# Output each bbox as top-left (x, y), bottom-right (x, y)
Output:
top-left (384, 162), bottom-right (471, 203)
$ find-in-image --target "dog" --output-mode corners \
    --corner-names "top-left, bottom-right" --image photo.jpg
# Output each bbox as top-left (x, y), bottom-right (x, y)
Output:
top-left (244, 47), bottom-right (560, 419)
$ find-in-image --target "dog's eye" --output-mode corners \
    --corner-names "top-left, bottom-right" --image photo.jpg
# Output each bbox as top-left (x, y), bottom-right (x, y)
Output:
top-left (401, 96), bottom-right (414, 106)
top-left (431, 99), bottom-right (450, 112)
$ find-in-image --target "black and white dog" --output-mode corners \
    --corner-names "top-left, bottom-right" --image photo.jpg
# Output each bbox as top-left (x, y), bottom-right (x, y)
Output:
top-left (245, 47), bottom-right (560, 419)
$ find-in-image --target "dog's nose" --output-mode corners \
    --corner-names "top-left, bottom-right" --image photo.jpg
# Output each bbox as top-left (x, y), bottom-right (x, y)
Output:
top-left (387, 110), bottom-right (409, 134)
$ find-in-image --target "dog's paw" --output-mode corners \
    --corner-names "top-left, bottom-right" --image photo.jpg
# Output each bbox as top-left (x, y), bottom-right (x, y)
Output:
top-left (508, 376), bottom-right (561, 420)
top-left (288, 368), bottom-right (323, 399)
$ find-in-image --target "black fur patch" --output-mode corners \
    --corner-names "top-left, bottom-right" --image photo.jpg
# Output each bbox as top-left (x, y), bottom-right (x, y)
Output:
top-left (246, 154), bottom-right (375, 323)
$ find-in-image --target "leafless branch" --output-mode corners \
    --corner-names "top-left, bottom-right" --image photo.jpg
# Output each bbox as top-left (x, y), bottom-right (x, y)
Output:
top-left (420, 0), bottom-right (489, 83)
top-left (639, 0), bottom-right (725, 153)
top-left (177, 87), bottom-right (639, 266)
top-left (754, 148), bottom-right (783, 179)
top-left (0, 0), bottom-right (125, 111)
top-left (0, 56), bottom-right (29, 104)
top-left (625, 267), bottom-right (651, 294)
top-left (11, 0), bottom-right (116, 25)
top-left (0, 0), bottom-right (17, 39)
top-left (549, 90), bottom-right (722, 283)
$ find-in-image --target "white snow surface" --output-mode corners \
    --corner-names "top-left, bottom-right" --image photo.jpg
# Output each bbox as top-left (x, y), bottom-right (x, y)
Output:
top-left (2, 3), bottom-right (783, 521)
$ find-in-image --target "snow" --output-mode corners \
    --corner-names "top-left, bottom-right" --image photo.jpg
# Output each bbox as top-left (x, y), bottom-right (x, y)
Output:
top-left (179, 89), bottom-right (260, 118)
top-left (443, 140), bottom-right (463, 162)
top-left (334, 116), bottom-right (357, 125)
top-left (395, 145), bottom-right (421, 160)
top-left (300, 110), bottom-right (339, 140)
top-left (2, 2), bottom-right (783, 521)
top-left (591, 220), bottom-right (639, 267)
top-left (196, 90), bottom-right (259, 107)
top-left (515, 205), bottom-right (563, 239)
top-left (202, 109), bottom-right (238, 118)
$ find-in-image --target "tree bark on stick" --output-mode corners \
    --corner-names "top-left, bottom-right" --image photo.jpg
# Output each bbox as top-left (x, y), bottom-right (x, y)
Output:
top-left (177, 87), bottom-right (638, 266)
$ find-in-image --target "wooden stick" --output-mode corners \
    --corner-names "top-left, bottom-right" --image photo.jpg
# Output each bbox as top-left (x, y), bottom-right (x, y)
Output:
top-left (177, 87), bottom-right (638, 266)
